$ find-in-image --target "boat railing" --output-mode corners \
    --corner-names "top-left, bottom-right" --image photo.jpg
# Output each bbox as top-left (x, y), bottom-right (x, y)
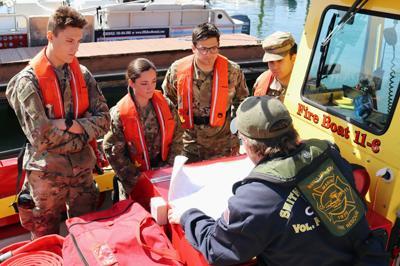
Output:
top-left (98, 8), bottom-right (241, 34)
top-left (0, 148), bottom-right (21, 160)
top-left (77, 0), bottom-right (152, 14)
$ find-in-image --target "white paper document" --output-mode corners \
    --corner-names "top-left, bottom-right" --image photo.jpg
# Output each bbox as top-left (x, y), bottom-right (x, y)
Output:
top-left (168, 156), bottom-right (254, 219)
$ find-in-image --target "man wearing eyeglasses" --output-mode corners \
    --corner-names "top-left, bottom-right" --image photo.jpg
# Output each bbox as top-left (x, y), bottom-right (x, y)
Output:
top-left (162, 23), bottom-right (249, 163)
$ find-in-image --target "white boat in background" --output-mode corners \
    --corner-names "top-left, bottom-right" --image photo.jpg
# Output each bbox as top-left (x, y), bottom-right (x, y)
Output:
top-left (0, 0), bottom-right (250, 49)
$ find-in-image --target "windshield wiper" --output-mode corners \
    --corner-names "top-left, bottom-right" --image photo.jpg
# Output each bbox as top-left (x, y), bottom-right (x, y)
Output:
top-left (316, 13), bottom-right (337, 88)
top-left (316, 0), bottom-right (369, 87)
top-left (321, 0), bottom-right (369, 47)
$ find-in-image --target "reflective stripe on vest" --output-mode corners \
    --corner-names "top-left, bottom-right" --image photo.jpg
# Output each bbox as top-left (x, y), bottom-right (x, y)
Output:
top-left (30, 48), bottom-right (89, 119)
top-left (253, 70), bottom-right (274, 97)
top-left (118, 90), bottom-right (175, 171)
top-left (176, 54), bottom-right (229, 129)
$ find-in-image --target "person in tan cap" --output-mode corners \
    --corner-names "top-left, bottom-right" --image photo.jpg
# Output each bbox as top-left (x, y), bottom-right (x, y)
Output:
top-left (168, 96), bottom-right (387, 265)
top-left (253, 31), bottom-right (297, 101)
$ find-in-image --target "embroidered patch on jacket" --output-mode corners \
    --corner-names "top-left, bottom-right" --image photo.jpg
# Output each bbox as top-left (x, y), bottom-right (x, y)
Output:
top-left (297, 158), bottom-right (365, 236)
top-left (312, 172), bottom-right (356, 222)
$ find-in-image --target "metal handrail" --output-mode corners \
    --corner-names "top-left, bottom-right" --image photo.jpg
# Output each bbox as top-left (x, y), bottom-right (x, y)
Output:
top-left (0, 147), bottom-right (20, 160)
top-left (77, 0), bottom-right (151, 14)
top-left (99, 8), bottom-right (238, 28)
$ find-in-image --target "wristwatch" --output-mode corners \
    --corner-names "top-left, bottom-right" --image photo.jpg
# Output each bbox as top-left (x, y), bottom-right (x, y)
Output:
top-left (65, 117), bottom-right (73, 132)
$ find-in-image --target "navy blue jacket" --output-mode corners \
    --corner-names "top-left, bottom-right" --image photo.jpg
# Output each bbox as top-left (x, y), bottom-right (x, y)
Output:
top-left (180, 141), bottom-right (387, 266)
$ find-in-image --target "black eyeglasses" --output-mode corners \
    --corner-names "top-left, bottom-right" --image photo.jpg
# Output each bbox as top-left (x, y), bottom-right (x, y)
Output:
top-left (196, 45), bottom-right (219, 55)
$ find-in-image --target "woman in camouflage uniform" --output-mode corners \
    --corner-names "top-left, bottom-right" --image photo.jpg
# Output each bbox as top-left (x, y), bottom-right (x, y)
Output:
top-left (103, 58), bottom-right (182, 200)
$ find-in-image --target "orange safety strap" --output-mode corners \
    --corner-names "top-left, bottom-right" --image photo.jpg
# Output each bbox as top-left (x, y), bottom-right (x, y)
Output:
top-left (253, 70), bottom-right (274, 96)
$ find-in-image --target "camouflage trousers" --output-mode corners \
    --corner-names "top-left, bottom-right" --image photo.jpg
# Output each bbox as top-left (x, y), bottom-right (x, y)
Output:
top-left (18, 170), bottom-right (98, 239)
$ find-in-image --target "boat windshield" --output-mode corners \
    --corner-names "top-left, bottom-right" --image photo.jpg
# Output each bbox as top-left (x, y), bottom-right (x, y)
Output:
top-left (303, 7), bottom-right (400, 134)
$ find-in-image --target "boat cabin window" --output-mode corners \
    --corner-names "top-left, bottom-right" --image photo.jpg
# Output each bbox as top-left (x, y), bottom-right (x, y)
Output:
top-left (303, 7), bottom-right (400, 134)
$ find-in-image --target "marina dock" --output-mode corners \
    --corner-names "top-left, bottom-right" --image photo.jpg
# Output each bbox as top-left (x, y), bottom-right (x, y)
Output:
top-left (0, 34), bottom-right (264, 86)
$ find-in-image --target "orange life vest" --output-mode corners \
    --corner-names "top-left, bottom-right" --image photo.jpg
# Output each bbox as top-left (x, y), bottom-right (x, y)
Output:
top-left (30, 48), bottom-right (89, 119)
top-left (176, 54), bottom-right (229, 129)
top-left (30, 48), bottom-right (102, 167)
top-left (118, 90), bottom-right (175, 171)
top-left (253, 70), bottom-right (274, 96)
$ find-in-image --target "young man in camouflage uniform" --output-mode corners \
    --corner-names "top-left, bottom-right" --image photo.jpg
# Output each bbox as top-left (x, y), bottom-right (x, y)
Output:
top-left (6, 6), bottom-right (110, 239)
top-left (162, 23), bottom-right (249, 163)
top-left (253, 31), bottom-right (297, 101)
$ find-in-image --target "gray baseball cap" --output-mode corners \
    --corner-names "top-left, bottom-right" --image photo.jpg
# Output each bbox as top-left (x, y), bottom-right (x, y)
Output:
top-left (262, 31), bottom-right (295, 62)
top-left (231, 96), bottom-right (292, 139)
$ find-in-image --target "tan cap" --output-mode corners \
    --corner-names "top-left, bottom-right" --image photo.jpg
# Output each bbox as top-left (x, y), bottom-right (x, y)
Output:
top-left (230, 96), bottom-right (292, 139)
top-left (262, 31), bottom-right (295, 62)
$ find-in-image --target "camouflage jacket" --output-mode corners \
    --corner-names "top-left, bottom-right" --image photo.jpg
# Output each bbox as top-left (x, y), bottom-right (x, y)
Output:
top-left (6, 64), bottom-right (110, 176)
top-left (102, 92), bottom-right (183, 186)
top-left (162, 58), bottom-right (249, 150)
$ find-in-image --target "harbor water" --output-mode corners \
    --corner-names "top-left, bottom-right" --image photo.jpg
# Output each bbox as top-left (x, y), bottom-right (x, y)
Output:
top-left (213, 0), bottom-right (310, 42)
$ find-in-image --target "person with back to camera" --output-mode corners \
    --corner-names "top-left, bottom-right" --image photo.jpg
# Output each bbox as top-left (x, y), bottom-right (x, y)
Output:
top-left (168, 96), bottom-right (388, 266)
top-left (103, 58), bottom-right (183, 201)
top-left (6, 6), bottom-right (110, 239)
top-left (162, 22), bottom-right (249, 163)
